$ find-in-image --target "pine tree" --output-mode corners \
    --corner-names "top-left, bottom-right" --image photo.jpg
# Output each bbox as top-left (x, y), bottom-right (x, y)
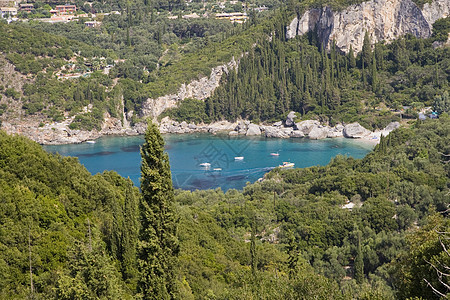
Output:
top-left (138, 120), bottom-right (179, 299)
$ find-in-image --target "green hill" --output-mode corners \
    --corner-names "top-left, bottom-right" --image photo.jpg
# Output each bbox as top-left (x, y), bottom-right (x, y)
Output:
top-left (0, 116), bottom-right (448, 298)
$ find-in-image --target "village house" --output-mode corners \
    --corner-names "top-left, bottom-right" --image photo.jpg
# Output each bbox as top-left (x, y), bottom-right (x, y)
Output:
top-left (19, 3), bottom-right (33, 12)
top-left (0, 7), bottom-right (17, 18)
top-left (84, 20), bottom-right (101, 28)
top-left (215, 12), bottom-right (248, 23)
top-left (55, 5), bottom-right (76, 15)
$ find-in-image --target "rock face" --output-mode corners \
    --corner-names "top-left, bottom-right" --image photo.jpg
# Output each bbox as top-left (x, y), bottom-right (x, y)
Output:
top-left (294, 120), bottom-right (321, 135)
top-left (286, 0), bottom-right (449, 53)
top-left (343, 122), bottom-right (371, 138)
top-left (422, 0), bottom-right (450, 26)
top-left (285, 111), bottom-right (297, 127)
top-left (327, 124), bottom-right (344, 138)
top-left (290, 130), bottom-right (305, 138)
top-left (263, 126), bottom-right (290, 138)
top-left (141, 57), bottom-right (238, 119)
top-left (308, 125), bottom-right (330, 140)
top-left (246, 123), bottom-right (262, 136)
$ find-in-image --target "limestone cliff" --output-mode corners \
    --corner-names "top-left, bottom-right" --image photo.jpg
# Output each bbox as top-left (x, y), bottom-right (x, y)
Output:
top-left (287, 0), bottom-right (449, 53)
top-left (140, 57), bottom-right (238, 119)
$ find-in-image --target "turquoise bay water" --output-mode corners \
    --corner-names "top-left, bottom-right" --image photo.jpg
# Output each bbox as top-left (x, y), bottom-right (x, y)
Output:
top-left (44, 134), bottom-right (374, 191)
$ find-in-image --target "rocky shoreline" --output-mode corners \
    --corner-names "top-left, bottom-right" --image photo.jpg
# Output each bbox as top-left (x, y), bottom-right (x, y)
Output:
top-left (159, 111), bottom-right (401, 144)
top-left (2, 110), bottom-right (400, 145)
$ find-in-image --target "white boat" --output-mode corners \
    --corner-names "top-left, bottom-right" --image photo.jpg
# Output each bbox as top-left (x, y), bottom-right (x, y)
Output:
top-left (213, 168), bottom-right (222, 171)
top-left (270, 152), bottom-right (279, 156)
top-left (278, 162), bottom-right (295, 168)
top-left (85, 140), bottom-right (96, 144)
top-left (200, 163), bottom-right (211, 167)
top-left (234, 156), bottom-right (244, 160)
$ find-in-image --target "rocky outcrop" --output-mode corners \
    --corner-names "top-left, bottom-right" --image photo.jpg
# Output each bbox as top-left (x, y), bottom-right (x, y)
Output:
top-left (294, 120), bottom-right (321, 135)
top-left (1, 116), bottom-right (146, 145)
top-left (246, 123), bottom-right (262, 136)
top-left (286, 0), bottom-right (449, 53)
top-left (285, 111), bottom-right (297, 127)
top-left (290, 130), bottom-right (305, 138)
top-left (343, 122), bottom-right (371, 138)
top-left (263, 126), bottom-right (291, 138)
top-left (422, 0), bottom-right (450, 27)
top-left (159, 117), bottom-right (237, 134)
top-left (141, 57), bottom-right (238, 119)
top-left (327, 124), bottom-right (344, 138)
top-left (308, 125), bottom-right (330, 140)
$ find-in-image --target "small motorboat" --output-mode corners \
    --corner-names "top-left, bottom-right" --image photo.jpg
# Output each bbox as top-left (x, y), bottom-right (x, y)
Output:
top-left (234, 156), bottom-right (244, 160)
top-left (270, 152), bottom-right (279, 156)
top-left (278, 162), bottom-right (295, 168)
top-left (85, 140), bottom-right (96, 144)
top-left (213, 168), bottom-right (222, 171)
top-left (200, 163), bottom-right (211, 167)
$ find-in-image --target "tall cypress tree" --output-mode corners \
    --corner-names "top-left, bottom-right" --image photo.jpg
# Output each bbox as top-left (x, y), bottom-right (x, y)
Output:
top-left (138, 120), bottom-right (179, 299)
top-left (371, 54), bottom-right (378, 93)
top-left (361, 31), bottom-right (372, 68)
top-left (348, 45), bottom-right (356, 69)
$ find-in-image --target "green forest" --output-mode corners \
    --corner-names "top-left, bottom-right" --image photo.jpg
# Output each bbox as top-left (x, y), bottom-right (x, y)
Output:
top-left (0, 117), bottom-right (448, 299)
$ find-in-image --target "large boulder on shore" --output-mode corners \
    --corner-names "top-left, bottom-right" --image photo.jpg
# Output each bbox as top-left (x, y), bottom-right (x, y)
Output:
top-left (273, 121), bottom-right (283, 127)
top-left (294, 120), bottom-right (320, 135)
top-left (290, 130), bottom-right (305, 138)
top-left (285, 111), bottom-right (297, 127)
top-left (327, 124), bottom-right (344, 138)
top-left (235, 120), bottom-right (247, 131)
top-left (264, 126), bottom-right (289, 138)
top-left (308, 125), bottom-right (329, 140)
top-left (343, 123), bottom-right (371, 138)
top-left (246, 123), bottom-right (262, 136)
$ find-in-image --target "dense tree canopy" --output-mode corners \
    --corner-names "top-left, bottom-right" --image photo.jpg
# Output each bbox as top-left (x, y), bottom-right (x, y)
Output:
top-left (0, 116), bottom-right (448, 298)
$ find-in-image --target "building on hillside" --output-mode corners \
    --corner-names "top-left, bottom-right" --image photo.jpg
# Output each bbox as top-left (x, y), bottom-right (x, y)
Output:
top-left (0, 7), bottom-right (17, 18)
top-left (84, 20), bottom-right (101, 28)
top-left (182, 12), bottom-right (199, 19)
top-left (43, 14), bottom-right (74, 22)
top-left (19, 3), bottom-right (34, 12)
top-left (215, 12), bottom-right (248, 23)
top-left (55, 5), bottom-right (76, 14)
top-left (254, 5), bottom-right (268, 12)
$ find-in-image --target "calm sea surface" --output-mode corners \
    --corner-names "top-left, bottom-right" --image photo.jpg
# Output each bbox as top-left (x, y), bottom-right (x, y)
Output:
top-left (43, 134), bottom-right (374, 191)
